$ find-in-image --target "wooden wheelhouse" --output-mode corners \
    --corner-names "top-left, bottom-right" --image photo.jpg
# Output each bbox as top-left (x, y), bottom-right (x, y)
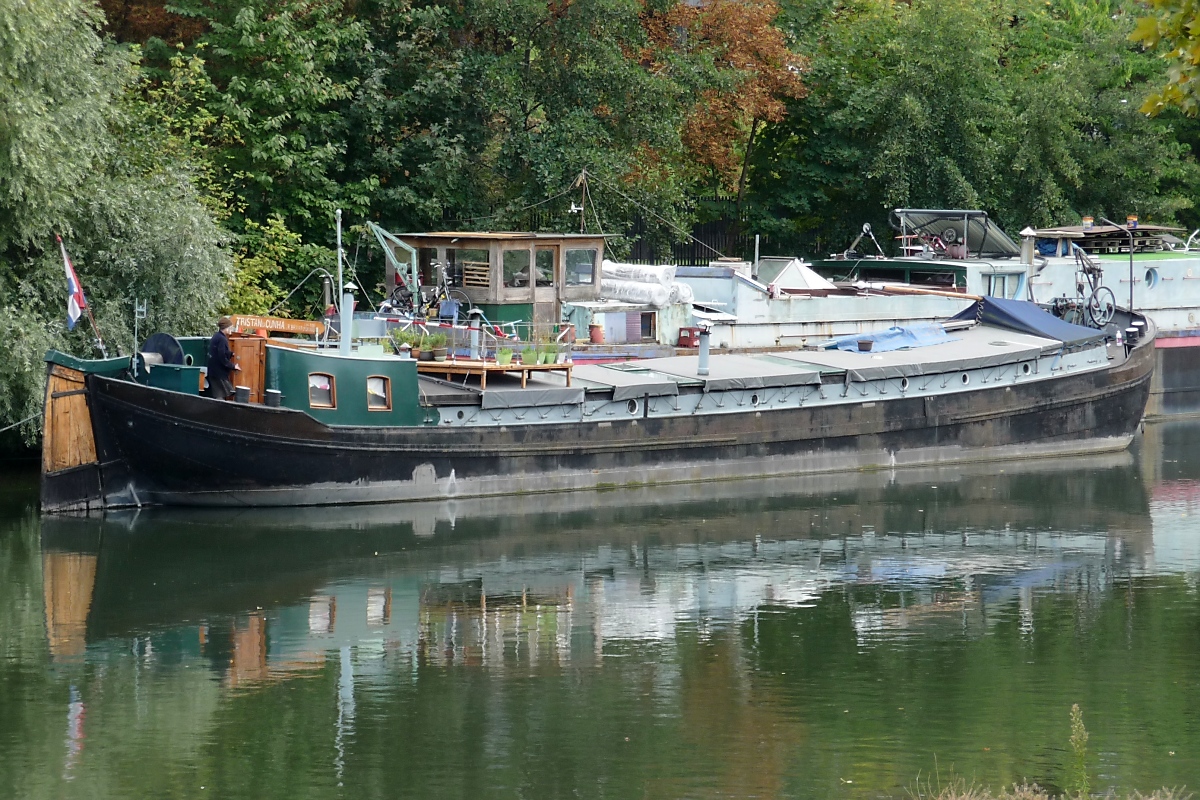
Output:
top-left (378, 231), bottom-right (607, 326)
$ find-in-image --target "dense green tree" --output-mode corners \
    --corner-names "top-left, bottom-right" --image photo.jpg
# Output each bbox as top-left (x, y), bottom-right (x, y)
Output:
top-left (747, 0), bottom-right (1200, 256)
top-left (1132, 0), bottom-right (1200, 117)
top-left (341, 0), bottom-right (706, 249)
top-left (0, 0), bottom-right (230, 445)
top-left (166, 0), bottom-right (373, 235)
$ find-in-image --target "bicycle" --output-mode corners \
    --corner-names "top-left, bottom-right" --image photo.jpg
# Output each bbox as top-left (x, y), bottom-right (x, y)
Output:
top-left (382, 261), bottom-right (472, 323)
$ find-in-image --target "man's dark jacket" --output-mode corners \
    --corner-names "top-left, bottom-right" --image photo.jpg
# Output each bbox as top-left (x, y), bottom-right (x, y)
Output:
top-left (207, 330), bottom-right (235, 385)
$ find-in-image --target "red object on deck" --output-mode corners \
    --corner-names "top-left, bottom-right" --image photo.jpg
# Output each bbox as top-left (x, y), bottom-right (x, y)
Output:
top-left (678, 327), bottom-right (702, 348)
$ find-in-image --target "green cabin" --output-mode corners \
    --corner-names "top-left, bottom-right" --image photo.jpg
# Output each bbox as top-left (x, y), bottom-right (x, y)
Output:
top-left (125, 335), bottom-right (432, 427)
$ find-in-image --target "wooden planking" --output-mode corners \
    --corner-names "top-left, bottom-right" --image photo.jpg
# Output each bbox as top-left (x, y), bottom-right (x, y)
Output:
top-left (462, 260), bottom-right (491, 288)
top-left (231, 314), bottom-right (325, 336)
top-left (42, 365), bottom-right (98, 474)
top-left (415, 359), bottom-right (572, 389)
top-left (230, 335), bottom-right (267, 403)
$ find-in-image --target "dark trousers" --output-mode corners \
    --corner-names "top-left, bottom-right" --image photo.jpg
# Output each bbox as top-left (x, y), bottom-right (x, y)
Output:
top-left (204, 376), bottom-right (234, 400)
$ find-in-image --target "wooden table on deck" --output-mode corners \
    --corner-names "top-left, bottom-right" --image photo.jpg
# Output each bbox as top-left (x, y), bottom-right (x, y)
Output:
top-left (416, 359), bottom-right (573, 389)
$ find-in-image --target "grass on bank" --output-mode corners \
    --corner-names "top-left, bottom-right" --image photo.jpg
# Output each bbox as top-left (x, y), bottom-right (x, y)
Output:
top-left (912, 784), bottom-right (1189, 799)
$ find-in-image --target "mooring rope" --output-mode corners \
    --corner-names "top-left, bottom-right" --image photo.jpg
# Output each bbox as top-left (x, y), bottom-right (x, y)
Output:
top-left (0, 413), bottom-right (38, 435)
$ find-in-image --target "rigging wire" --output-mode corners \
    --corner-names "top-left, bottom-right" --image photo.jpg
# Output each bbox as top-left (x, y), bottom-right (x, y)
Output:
top-left (583, 175), bottom-right (606, 237)
top-left (344, 235), bottom-right (377, 312)
top-left (0, 413), bottom-right (38, 435)
top-left (584, 169), bottom-right (726, 259)
top-left (445, 185), bottom-right (578, 225)
top-left (268, 267), bottom-right (335, 316)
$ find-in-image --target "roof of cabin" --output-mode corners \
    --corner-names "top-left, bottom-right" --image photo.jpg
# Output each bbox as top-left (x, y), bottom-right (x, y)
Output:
top-left (1028, 224), bottom-right (1184, 238)
top-left (396, 231), bottom-right (612, 241)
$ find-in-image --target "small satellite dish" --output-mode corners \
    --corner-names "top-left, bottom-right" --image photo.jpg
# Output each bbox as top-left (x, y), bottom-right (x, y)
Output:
top-left (141, 332), bottom-right (185, 365)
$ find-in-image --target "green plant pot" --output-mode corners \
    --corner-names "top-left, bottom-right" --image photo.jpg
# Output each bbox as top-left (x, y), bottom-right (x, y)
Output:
top-left (497, 353), bottom-right (513, 366)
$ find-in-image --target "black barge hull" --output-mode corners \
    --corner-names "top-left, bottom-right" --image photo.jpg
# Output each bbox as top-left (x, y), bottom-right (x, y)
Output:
top-left (54, 329), bottom-right (1155, 510)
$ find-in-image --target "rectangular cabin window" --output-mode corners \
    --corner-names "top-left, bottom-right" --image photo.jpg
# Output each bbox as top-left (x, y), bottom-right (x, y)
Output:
top-left (640, 312), bottom-right (657, 341)
top-left (367, 376), bottom-right (391, 410)
top-left (988, 275), bottom-right (1007, 298)
top-left (535, 248), bottom-right (555, 286)
top-left (565, 248), bottom-right (597, 286)
top-left (503, 250), bottom-right (531, 288)
top-left (308, 373), bottom-right (336, 408)
top-left (418, 248), bottom-right (437, 286)
top-left (911, 270), bottom-right (957, 288)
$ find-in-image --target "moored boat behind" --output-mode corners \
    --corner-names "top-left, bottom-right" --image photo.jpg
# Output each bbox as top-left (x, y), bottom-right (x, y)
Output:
top-left (40, 297), bottom-right (1155, 512)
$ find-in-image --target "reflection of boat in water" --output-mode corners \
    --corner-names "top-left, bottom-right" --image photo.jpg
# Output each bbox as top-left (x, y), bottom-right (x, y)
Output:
top-left (1135, 419), bottom-right (1200, 574)
top-left (41, 450), bottom-right (1153, 677)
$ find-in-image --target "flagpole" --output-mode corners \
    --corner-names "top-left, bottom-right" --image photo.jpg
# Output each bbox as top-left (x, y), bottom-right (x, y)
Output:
top-left (56, 234), bottom-right (108, 358)
top-left (85, 306), bottom-right (108, 358)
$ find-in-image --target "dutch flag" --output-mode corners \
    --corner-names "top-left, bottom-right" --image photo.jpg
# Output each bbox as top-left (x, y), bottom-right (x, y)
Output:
top-left (58, 235), bottom-right (87, 331)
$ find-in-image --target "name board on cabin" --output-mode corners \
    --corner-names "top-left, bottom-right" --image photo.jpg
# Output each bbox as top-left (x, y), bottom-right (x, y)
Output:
top-left (231, 315), bottom-right (325, 336)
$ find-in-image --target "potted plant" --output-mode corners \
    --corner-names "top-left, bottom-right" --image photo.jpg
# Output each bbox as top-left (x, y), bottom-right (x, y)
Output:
top-left (418, 333), bottom-right (434, 361)
top-left (391, 331), bottom-right (420, 357)
top-left (540, 342), bottom-right (557, 365)
top-left (429, 332), bottom-right (449, 362)
top-left (521, 346), bottom-right (537, 366)
top-left (496, 347), bottom-right (513, 366)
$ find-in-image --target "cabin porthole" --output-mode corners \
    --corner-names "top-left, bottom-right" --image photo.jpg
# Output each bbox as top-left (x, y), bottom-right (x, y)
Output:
top-left (457, 410), bottom-right (464, 420)
top-left (1021, 363), bottom-right (1032, 375)
top-left (960, 373), bottom-right (970, 386)
top-left (900, 377), bottom-right (909, 392)
top-left (184, 354), bottom-right (193, 366)
top-left (751, 393), bottom-right (761, 406)
top-left (1145, 268), bottom-right (1160, 289)
top-left (627, 399), bottom-right (639, 415)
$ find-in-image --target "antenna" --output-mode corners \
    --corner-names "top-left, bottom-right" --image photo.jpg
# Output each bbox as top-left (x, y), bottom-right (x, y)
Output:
top-left (335, 209), bottom-right (344, 315)
top-left (134, 298), bottom-right (147, 354)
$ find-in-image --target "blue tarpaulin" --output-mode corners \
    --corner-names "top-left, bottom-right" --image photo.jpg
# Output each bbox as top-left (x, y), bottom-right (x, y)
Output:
top-left (950, 296), bottom-right (1106, 346)
top-left (827, 324), bottom-right (956, 353)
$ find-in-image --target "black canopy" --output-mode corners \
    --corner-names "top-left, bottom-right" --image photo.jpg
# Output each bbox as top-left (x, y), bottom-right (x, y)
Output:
top-left (951, 296), bottom-right (1106, 347)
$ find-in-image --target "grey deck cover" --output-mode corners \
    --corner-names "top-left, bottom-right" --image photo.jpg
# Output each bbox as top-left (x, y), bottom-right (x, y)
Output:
top-left (778, 326), bottom-right (1055, 381)
top-left (481, 387), bottom-right (586, 409)
top-left (648, 354), bottom-right (822, 391)
top-left (572, 364), bottom-right (681, 401)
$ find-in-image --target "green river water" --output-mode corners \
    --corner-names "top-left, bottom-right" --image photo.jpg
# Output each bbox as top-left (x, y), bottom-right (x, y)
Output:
top-left (2, 421), bottom-right (1200, 798)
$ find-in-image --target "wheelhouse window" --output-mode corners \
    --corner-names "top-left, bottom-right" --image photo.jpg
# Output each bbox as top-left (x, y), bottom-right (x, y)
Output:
top-left (418, 247), bottom-right (437, 285)
top-left (565, 248), bottom-right (597, 286)
top-left (446, 248), bottom-right (489, 288)
top-left (367, 376), bottom-right (391, 410)
top-left (308, 373), bottom-right (335, 408)
top-left (535, 248), bottom-right (555, 286)
top-left (503, 250), bottom-right (531, 288)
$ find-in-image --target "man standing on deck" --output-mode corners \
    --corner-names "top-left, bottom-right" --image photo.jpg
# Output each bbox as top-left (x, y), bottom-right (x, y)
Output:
top-left (205, 316), bottom-right (240, 399)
